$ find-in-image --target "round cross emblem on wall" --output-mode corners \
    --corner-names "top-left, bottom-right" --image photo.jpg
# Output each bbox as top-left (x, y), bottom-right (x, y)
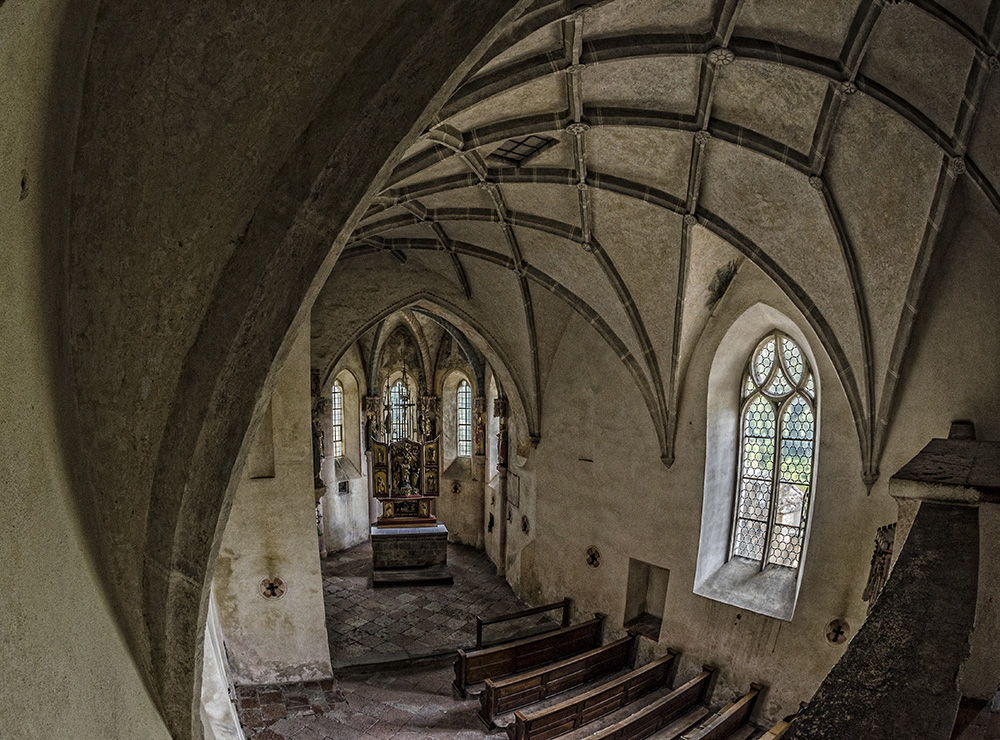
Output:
top-left (260, 577), bottom-right (286, 600)
top-left (586, 546), bottom-right (601, 568)
top-left (825, 619), bottom-right (849, 645)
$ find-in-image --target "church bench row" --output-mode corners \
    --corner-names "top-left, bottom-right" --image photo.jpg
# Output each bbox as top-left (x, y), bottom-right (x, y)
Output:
top-left (585, 677), bottom-right (761, 740)
top-left (506, 650), bottom-right (681, 740)
top-left (560, 666), bottom-right (711, 740)
top-left (680, 683), bottom-right (764, 740)
top-left (453, 615), bottom-right (606, 697)
top-left (478, 636), bottom-right (636, 727)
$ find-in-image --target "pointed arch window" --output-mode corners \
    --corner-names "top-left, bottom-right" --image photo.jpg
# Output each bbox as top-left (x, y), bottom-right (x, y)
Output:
top-left (457, 380), bottom-right (472, 457)
top-left (733, 332), bottom-right (816, 569)
top-left (330, 380), bottom-right (344, 457)
top-left (389, 379), bottom-right (411, 442)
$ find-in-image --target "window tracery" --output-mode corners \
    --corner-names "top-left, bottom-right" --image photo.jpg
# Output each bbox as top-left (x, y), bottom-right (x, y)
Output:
top-left (330, 380), bottom-right (344, 457)
top-left (733, 332), bottom-right (815, 569)
top-left (389, 379), bottom-right (411, 442)
top-left (457, 380), bottom-right (472, 457)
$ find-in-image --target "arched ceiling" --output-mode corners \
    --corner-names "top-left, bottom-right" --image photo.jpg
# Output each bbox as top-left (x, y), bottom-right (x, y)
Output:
top-left (313, 0), bottom-right (1000, 483)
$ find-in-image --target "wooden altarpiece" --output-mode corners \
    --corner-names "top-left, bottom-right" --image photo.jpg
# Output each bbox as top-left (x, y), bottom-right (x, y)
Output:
top-left (369, 435), bottom-right (440, 526)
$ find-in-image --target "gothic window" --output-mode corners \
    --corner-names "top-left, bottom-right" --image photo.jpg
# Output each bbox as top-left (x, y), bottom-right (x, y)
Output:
top-left (389, 379), bottom-right (411, 442)
top-left (330, 380), bottom-right (344, 457)
top-left (733, 332), bottom-right (816, 570)
top-left (457, 380), bottom-right (472, 457)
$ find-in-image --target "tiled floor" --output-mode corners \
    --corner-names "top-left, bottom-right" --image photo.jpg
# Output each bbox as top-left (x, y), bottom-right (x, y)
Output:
top-left (323, 541), bottom-right (545, 665)
top-left (235, 540), bottom-right (555, 739)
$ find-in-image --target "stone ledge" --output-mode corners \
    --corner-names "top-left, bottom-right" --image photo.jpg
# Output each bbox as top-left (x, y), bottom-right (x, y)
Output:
top-left (890, 438), bottom-right (1000, 503)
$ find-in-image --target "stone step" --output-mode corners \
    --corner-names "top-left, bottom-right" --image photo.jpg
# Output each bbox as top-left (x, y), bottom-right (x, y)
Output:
top-left (372, 564), bottom-right (454, 587)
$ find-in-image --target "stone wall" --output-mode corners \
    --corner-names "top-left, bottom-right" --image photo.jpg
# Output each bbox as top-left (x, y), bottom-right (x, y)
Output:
top-left (213, 322), bottom-right (333, 686)
top-left (518, 262), bottom-right (896, 726)
top-left (0, 1), bottom-right (173, 738)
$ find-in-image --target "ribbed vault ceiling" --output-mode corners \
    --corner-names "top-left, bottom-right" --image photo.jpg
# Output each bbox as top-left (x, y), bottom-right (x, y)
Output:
top-left (313, 0), bottom-right (1000, 484)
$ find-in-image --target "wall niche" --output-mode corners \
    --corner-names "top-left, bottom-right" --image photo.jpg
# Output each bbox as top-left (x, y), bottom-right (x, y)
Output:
top-left (624, 558), bottom-right (669, 640)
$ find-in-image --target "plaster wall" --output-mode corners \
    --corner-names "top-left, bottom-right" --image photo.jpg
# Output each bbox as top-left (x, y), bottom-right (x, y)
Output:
top-left (323, 482), bottom-right (370, 554)
top-left (0, 1), bottom-right (172, 737)
top-left (438, 370), bottom-right (482, 546)
top-left (502, 413), bottom-right (539, 598)
top-left (321, 360), bottom-right (369, 554)
top-left (213, 322), bottom-right (333, 685)
top-left (524, 261), bottom-right (895, 725)
top-left (484, 375), bottom-right (503, 566)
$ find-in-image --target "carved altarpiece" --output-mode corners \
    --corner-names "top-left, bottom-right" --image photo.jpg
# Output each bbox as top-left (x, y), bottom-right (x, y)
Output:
top-left (367, 395), bottom-right (441, 527)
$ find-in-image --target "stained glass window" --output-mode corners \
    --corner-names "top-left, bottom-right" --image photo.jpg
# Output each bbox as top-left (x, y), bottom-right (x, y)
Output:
top-left (733, 332), bottom-right (815, 569)
top-left (457, 380), bottom-right (472, 457)
top-left (330, 380), bottom-right (344, 457)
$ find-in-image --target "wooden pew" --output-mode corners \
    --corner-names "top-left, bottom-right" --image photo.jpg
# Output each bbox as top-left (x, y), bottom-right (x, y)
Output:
top-left (478, 636), bottom-right (636, 727)
top-left (453, 615), bottom-right (605, 698)
top-left (759, 719), bottom-right (791, 738)
top-left (681, 684), bottom-right (764, 740)
top-left (582, 667), bottom-right (714, 740)
top-left (506, 650), bottom-right (687, 740)
top-left (476, 598), bottom-right (572, 649)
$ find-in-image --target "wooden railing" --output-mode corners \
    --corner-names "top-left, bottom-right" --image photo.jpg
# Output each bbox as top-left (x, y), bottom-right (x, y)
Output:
top-left (476, 598), bottom-right (572, 649)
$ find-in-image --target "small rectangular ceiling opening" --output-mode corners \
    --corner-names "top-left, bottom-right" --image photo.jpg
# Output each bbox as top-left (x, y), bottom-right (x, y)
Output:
top-left (624, 558), bottom-right (669, 641)
top-left (488, 134), bottom-right (558, 166)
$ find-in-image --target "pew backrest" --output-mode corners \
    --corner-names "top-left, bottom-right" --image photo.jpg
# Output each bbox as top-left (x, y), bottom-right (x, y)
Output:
top-left (453, 615), bottom-right (605, 697)
top-left (681, 683), bottom-right (763, 740)
top-left (507, 650), bottom-right (685, 740)
top-left (478, 636), bottom-right (635, 726)
top-left (585, 670), bottom-right (715, 740)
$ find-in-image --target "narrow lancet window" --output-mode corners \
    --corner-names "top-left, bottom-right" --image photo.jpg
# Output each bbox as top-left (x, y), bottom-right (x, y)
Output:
top-left (330, 380), bottom-right (344, 457)
top-left (457, 380), bottom-right (472, 456)
top-left (389, 380), bottom-right (410, 442)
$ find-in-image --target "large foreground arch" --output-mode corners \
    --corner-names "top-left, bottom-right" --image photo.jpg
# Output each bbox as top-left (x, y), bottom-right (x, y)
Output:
top-left (63, 3), bottom-right (530, 737)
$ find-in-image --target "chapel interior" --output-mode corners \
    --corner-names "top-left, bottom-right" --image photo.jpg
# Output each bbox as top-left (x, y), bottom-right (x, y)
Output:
top-left (4, 0), bottom-right (1000, 738)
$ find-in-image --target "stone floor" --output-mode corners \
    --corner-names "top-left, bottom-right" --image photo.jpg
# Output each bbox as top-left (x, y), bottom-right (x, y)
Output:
top-left (234, 540), bottom-right (557, 739)
top-left (322, 540), bottom-right (545, 666)
top-left (238, 664), bottom-right (490, 740)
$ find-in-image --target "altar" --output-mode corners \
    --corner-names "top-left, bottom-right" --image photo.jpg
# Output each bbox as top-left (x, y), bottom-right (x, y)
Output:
top-left (365, 377), bottom-right (452, 586)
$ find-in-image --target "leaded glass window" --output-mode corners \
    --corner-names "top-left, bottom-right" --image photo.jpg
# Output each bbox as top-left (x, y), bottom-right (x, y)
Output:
top-left (733, 332), bottom-right (816, 569)
top-left (457, 380), bottom-right (472, 457)
top-left (330, 380), bottom-right (344, 457)
top-left (389, 380), bottom-right (411, 442)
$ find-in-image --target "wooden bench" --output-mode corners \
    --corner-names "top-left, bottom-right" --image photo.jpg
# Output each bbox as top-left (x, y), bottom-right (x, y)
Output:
top-left (478, 636), bottom-right (636, 727)
top-left (759, 719), bottom-right (792, 739)
top-left (506, 650), bottom-right (683, 740)
top-left (681, 684), bottom-right (763, 740)
top-left (584, 667), bottom-right (714, 740)
top-left (758, 703), bottom-right (800, 739)
top-left (476, 598), bottom-right (572, 649)
top-left (453, 615), bottom-right (605, 698)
